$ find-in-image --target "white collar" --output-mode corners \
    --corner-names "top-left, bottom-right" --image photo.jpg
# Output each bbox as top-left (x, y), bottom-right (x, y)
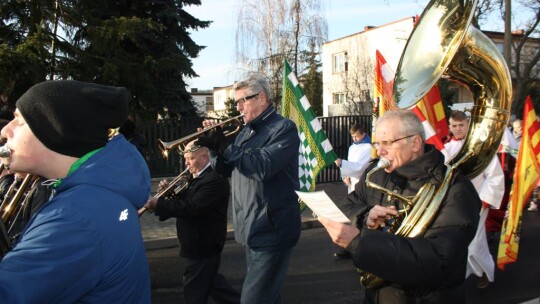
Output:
top-left (192, 162), bottom-right (211, 179)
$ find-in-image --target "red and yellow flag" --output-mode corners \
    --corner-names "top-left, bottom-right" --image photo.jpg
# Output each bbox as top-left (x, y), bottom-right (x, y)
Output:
top-left (497, 96), bottom-right (540, 270)
top-left (373, 49), bottom-right (396, 117)
top-left (411, 106), bottom-right (448, 159)
top-left (373, 50), bottom-right (449, 155)
top-left (372, 50), bottom-right (397, 157)
top-left (415, 85), bottom-right (449, 140)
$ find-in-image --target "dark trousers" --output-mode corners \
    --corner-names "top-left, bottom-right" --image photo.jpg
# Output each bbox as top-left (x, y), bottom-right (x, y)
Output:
top-left (183, 254), bottom-right (241, 304)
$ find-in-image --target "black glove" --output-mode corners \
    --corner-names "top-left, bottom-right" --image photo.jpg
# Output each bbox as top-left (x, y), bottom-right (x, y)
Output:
top-left (196, 127), bottom-right (229, 154)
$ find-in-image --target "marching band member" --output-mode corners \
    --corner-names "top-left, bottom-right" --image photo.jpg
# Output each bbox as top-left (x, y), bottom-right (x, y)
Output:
top-left (319, 110), bottom-right (481, 303)
top-left (144, 140), bottom-right (240, 304)
top-left (0, 80), bottom-right (151, 303)
top-left (198, 74), bottom-right (301, 304)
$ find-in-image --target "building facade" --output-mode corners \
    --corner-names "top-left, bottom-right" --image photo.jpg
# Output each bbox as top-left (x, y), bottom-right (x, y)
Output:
top-left (322, 17), bottom-right (539, 117)
top-left (322, 17), bottom-right (416, 117)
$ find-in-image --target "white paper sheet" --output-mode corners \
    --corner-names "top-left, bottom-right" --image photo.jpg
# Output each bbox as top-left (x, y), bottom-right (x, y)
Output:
top-left (295, 190), bottom-right (350, 223)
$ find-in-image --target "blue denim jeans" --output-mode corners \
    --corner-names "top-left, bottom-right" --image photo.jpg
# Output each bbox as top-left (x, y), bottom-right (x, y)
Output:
top-left (241, 247), bottom-right (293, 304)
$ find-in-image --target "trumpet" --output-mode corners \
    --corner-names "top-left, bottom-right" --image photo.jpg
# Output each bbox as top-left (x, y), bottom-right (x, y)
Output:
top-left (158, 114), bottom-right (244, 159)
top-left (138, 168), bottom-right (191, 216)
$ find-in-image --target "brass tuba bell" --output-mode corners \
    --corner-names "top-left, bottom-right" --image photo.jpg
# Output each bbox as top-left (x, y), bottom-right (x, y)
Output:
top-left (359, 0), bottom-right (512, 289)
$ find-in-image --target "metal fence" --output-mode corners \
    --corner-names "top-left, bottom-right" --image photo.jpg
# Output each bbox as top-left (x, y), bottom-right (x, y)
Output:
top-left (138, 115), bottom-right (372, 183)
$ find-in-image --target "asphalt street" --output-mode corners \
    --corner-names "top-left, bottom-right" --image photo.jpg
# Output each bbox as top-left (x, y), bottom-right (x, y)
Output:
top-left (146, 210), bottom-right (540, 304)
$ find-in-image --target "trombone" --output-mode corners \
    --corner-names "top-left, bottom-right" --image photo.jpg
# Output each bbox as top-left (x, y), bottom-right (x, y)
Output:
top-left (158, 114), bottom-right (244, 159)
top-left (138, 168), bottom-right (191, 216)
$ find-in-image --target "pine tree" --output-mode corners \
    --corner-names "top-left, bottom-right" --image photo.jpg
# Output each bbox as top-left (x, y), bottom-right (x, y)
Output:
top-left (0, 0), bottom-right (210, 119)
top-left (300, 40), bottom-right (323, 116)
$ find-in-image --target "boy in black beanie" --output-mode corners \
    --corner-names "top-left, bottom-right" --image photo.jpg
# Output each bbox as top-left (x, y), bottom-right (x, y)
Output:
top-left (0, 80), bottom-right (151, 303)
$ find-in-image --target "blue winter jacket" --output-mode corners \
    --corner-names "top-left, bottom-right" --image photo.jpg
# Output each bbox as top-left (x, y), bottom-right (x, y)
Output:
top-left (0, 135), bottom-right (151, 303)
top-left (216, 106), bottom-right (301, 251)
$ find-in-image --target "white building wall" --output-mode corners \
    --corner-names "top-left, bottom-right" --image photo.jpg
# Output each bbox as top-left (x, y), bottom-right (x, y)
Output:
top-left (191, 95), bottom-right (208, 116)
top-left (322, 17), bottom-right (415, 116)
top-left (211, 86), bottom-right (235, 116)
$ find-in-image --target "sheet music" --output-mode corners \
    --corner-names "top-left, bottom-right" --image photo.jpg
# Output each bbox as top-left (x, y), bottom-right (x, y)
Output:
top-left (295, 190), bottom-right (350, 223)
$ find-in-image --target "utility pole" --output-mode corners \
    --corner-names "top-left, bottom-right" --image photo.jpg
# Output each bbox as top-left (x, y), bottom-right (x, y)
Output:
top-left (503, 0), bottom-right (512, 67)
top-left (50, 0), bottom-right (60, 79)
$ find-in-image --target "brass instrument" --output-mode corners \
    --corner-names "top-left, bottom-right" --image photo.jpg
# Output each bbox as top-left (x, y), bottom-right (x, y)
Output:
top-left (158, 114), bottom-right (244, 159)
top-left (0, 144), bottom-right (10, 158)
top-left (0, 162), bottom-right (9, 257)
top-left (138, 168), bottom-right (191, 216)
top-left (0, 144), bottom-right (39, 257)
top-left (359, 0), bottom-right (512, 288)
top-left (108, 128), bottom-right (120, 139)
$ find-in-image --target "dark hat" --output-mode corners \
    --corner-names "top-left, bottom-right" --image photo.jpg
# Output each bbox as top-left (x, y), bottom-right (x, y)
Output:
top-left (16, 80), bottom-right (130, 157)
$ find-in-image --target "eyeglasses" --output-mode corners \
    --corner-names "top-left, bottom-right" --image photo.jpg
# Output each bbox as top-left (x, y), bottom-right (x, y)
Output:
top-left (235, 92), bottom-right (260, 105)
top-left (372, 134), bottom-right (415, 149)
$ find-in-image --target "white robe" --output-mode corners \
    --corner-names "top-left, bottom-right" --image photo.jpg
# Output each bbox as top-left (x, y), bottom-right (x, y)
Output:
top-left (444, 139), bottom-right (504, 282)
top-left (340, 143), bottom-right (372, 193)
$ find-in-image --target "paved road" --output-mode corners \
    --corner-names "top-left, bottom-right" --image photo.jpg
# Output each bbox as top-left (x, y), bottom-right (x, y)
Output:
top-left (140, 181), bottom-right (350, 249)
top-left (146, 210), bottom-right (540, 303)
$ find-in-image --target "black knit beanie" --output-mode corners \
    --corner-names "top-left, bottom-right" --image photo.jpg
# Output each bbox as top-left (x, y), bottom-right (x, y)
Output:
top-left (16, 80), bottom-right (130, 157)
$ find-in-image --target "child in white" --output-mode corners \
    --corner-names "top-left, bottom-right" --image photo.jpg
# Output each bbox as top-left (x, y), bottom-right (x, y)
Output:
top-left (335, 124), bottom-right (372, 193)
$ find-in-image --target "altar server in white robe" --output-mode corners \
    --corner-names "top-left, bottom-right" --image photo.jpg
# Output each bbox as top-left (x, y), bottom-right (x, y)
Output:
top-left (444, 110), bottom-right (504, 287)
top-left (335, 123), bottom-right (372, 194)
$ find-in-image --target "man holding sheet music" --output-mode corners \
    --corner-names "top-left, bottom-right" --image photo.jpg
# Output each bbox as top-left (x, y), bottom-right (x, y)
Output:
top-left (318, 110), bottom-right (481, 304)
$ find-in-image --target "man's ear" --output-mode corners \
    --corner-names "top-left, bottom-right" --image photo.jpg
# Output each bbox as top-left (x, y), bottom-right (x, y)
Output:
top-left (412, 135), bottom-right (423, 152)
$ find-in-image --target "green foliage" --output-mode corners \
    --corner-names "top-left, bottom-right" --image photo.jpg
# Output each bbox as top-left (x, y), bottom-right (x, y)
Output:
top-left (224, 97), bottom-right (240, 118)
top-left (0, 0), bottom-right (210, 120)
top-left (302, 62), bottom-right (323, 116)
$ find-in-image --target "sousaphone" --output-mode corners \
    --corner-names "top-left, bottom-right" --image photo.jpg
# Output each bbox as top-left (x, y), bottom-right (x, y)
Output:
top-left (359, 0), bottom-right (512, 288)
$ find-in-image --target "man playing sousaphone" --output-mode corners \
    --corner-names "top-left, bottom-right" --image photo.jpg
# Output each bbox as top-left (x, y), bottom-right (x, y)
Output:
top-left (319, 110), bottom-right (481, 303)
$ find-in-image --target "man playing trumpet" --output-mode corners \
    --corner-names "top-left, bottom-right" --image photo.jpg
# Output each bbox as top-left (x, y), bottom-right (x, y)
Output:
top-left (197, 74), bottom-right (301, 303)
top-left (144, 140), bottom-right (240, 304)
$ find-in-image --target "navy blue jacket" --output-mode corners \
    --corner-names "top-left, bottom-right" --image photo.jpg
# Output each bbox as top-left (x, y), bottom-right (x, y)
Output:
top-left (215, 106), bottom-right (301, 251)
top-left (0, 135), bottom-right (151, 303)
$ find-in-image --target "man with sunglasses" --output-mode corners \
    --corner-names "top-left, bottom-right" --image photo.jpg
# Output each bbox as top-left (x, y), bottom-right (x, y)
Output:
top-left (319, 110), bottom-right (481, 303)
top-left (198, 74), bottom-right (301, 303)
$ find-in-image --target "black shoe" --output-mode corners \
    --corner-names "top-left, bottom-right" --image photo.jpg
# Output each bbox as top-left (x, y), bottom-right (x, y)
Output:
top-left (333, 248), bottom-right (351, 259)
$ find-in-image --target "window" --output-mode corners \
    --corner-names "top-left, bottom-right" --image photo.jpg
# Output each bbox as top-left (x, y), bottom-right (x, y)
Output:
top-left (495, 42), bottom-right (504, 54)
top-left (333, 93), bottom-right (345, 104)
top-left (333, 52), bottom-right (347, 73)
top-left (361, 90), bottom-right (371, 101)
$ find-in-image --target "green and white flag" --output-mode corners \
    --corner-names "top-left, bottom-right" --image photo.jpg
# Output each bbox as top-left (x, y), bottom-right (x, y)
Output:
top-left (281, 60), bottom-right (337, 192)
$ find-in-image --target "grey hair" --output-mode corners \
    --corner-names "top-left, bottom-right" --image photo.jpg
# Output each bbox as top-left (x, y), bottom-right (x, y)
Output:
top-left (376, 109), bottom-right (426, 142)
top-left (233, 74), bottom-right (272, 102)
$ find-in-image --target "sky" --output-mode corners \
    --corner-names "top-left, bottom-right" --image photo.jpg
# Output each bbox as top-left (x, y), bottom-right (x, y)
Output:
top-left (183, 0), bottom-right (511, 90)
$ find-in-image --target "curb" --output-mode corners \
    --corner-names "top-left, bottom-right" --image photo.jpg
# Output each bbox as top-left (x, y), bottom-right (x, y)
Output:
top-left (144, 217), bottom-right (323, 251)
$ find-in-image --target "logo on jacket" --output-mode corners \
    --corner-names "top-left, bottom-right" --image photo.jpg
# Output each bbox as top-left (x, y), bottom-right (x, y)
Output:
top-left (119, 209), bottom-right (129, 221)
